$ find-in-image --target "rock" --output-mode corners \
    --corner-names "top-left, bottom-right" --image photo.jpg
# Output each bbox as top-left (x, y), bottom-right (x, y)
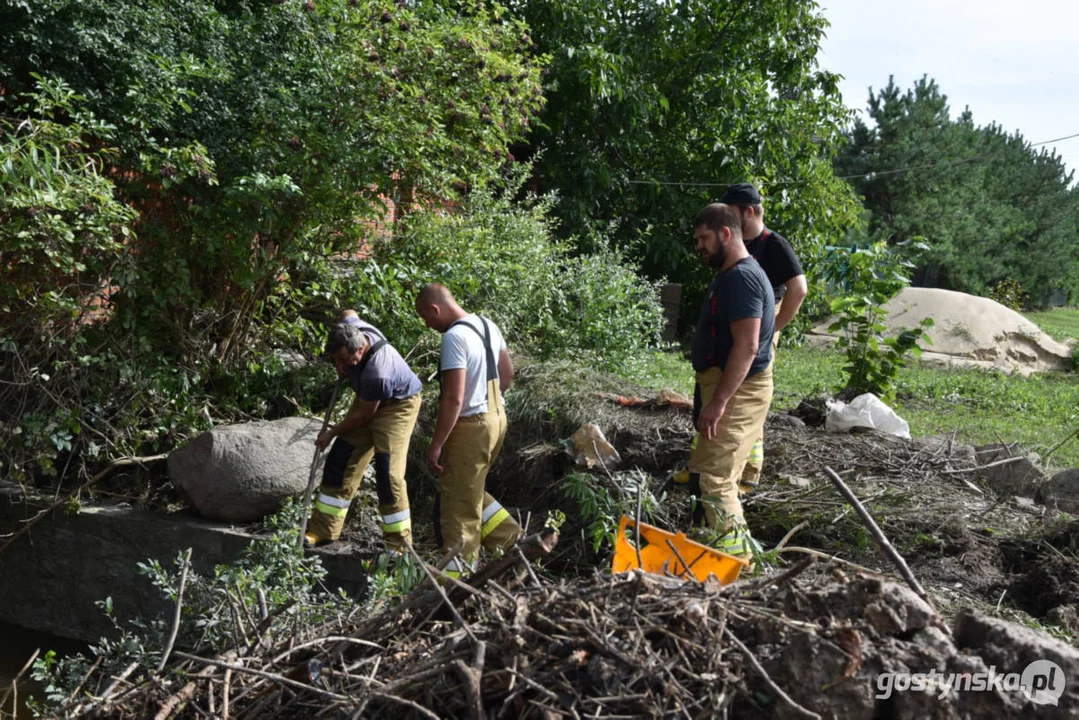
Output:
top-left (812, 287), bottom-right (1071, 375)
top-left (1039, 469), bottom-right (1079, 515)
top-left (168, 417), bottom-right (321, 522)
top-left (768, 413), bottom-right (806, 432)
top-left (954, 610), bottom-right (1079, 713)
top-left (973, 443), bottom-right (1044, 498)
top-left (567, 423), bottom-right (621, 470)
top-left (0, 483), bottom-right (371, 642)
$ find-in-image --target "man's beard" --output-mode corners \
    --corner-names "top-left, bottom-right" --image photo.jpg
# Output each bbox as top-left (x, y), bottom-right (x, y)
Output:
top-left (703, 243), bottom-right (727, 269)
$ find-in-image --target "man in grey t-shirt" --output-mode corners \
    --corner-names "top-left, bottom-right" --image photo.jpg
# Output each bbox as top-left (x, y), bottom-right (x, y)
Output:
top-left (683, 203), bottom-right (775, 561)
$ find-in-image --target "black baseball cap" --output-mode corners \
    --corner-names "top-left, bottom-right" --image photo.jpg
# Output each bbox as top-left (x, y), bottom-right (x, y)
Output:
top-left (720, 183), bottom-right (762, 206)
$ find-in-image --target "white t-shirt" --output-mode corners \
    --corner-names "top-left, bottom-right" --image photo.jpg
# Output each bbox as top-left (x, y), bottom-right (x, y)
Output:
top-left (440, 314), bottom-right (507, 417)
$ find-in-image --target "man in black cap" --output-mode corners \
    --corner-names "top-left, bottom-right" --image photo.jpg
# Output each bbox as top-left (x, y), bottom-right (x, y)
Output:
top-left (719, 182), bottom-right (807, 493)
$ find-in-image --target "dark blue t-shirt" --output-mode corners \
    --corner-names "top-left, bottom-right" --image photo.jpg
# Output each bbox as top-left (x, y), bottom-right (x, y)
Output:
top-left (691, 258), bottom-right (775, 375)
top-left (344, 318), bottom-right (422, 402)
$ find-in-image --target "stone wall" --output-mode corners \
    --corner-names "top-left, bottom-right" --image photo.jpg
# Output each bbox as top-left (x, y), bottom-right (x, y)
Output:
top-left (0, 484), bottom-right (367, 643)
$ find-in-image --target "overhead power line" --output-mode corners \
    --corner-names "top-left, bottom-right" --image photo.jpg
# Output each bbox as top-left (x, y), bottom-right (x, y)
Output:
top-left (623, 130), bottom-right (1079, 189)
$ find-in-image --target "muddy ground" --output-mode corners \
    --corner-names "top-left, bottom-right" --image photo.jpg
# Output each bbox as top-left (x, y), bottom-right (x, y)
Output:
top-left (323, 361), bottom-right (1079, 645)
top-left (33, 359), bottom-right (1079, 718)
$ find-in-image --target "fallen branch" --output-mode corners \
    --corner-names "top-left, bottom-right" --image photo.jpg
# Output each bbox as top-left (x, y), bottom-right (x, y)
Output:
top-left (822, 466), bottom-right (935, 612)
top-left (157, 548), bottom-right (193, 673)
top-left (403, 541), bottom-right (477, 644)
top-left (172, 652), bottom-right (352, 703)
top-left (0, 647), bottom-right (39, 716)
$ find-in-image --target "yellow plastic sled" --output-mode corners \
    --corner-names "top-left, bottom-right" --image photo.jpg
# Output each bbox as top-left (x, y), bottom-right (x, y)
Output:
top-left (611, 515), bottom-right (749, 585)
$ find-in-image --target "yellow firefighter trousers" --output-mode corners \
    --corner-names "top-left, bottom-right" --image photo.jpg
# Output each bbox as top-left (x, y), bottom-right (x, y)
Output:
top-left (688, 364), bottom-right (773, 534)
top-left (739, 305), bottom-right (782, 491)
top-left (308, 393), bottom-right (421, 549)
top-left (438, 379), bottom-right (522, 575)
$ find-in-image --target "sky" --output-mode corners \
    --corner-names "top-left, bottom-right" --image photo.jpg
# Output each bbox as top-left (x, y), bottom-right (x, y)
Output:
top-left (817, 0), bottom-right (1079, 182)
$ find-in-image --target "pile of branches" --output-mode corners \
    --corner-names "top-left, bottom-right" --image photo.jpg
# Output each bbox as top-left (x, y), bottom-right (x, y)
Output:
top-left (59, 530), bottom-right (843, 720)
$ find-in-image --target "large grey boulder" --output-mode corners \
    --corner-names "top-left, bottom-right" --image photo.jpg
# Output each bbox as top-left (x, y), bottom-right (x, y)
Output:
top-left (168, 417), bottom-right (321, 522)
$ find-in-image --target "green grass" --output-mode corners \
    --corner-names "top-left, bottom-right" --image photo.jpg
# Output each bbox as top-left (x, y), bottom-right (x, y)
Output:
top-left (621, 344), bottom-right (1079, 469)
top-left (1026, 307), bottom-right (1079, 343)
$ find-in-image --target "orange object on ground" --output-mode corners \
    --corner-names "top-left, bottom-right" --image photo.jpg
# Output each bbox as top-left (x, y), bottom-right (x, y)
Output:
top-left (611, 515), bottom-right (749, 585)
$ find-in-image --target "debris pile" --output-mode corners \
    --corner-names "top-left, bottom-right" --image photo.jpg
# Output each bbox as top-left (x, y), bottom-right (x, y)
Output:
top-left (60, 531), bottom-right (1079, 719)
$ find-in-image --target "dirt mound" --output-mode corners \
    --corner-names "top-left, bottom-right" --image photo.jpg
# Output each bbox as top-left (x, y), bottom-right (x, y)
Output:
top-left (808, 287), bottom-right (1072, 375)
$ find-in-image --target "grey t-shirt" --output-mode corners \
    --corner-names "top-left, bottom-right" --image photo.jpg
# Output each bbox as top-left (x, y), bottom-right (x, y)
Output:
top-left (343, 318), bottom-right (422, 402)
top-left (690, 258), bottom-right (775, 375)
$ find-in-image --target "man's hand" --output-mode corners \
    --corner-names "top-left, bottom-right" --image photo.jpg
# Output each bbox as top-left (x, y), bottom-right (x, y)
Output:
top-left (427, 442), bottom-right (444, 474)
top-left (697, 399), bottom-right (728, 441)
top-left (315, 431), bottom-right (334, 451)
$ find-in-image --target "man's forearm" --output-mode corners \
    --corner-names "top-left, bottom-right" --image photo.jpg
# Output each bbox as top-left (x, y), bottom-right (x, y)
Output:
top-left (711, 342), bottom-right (757, 408)
top-left (431, 396), bottom-right (463, 448)
top-left (775, 278), bottom-right (807, 332)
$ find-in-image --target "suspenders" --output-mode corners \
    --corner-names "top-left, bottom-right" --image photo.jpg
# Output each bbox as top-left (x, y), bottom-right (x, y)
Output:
top-left (437, 316), bottom-right (498, 398)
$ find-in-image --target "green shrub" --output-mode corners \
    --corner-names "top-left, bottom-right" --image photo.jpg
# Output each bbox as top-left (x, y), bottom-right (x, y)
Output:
top-left (826, 241), bottom-right (933, 402)
top-left (990, 278), bottom-right (1029, 311)
top-left (340, 171), bottom-right (665, 373)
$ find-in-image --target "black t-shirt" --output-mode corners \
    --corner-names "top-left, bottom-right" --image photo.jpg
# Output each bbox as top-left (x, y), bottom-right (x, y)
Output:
top-left (690, 257), bottom-right (775, 375)
top-left (744, 228), bottom-right (802, 302)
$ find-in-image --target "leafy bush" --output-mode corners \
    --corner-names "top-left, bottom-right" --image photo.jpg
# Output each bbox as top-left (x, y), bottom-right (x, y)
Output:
top-left (826, 241), bottom-right (933, 402)
top-left (990, 278), bottom-right (1029, 312)
top-left (0, 76), bottom-right (136, 338)
top-left (563, 470), bottom-right (668, 554)
top-left (341, 171), bottom-right (665, 373)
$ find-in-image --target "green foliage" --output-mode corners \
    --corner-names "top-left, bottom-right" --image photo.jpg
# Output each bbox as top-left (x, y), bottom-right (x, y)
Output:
top-left (340, 170), bottom-right (665, 373)
top-left (835, 76), bottom-right (1079, 306)
top-left (2, 0), bottom-right (545, 371)
top-left (825, 241), bottom-right (933, 402)
top-left (362, 552), bottom-right (427, 615)
top-left (989, 278), bottom-right (1029, 312)
top-left (506, 0), bottom-right (863, 291)
top-left (0, 76), bottom-right (136, 336)
top-left (0, 1), bottom-right (550, 487)
top-left (562, 470), bottom-right (668, 554)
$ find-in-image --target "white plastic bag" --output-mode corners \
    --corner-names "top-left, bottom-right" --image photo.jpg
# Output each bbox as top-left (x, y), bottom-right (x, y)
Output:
top-left (825, 393), bottom-right (910, 439)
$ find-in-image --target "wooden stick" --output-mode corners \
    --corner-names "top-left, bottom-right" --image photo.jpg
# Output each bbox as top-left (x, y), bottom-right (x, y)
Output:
top-left (775, 521), bottom-right (808, 550)
top-left (222, 668), bottom-right (232, 720)
top-left (0, 647), bottom-right (39, 714)
top-left (941, 455), bottom-right (1025, 474)
top-left (633, 480), bottom-right (645, 570)
top-left (724, 628), bottom-right (821, 719)
top-left (299, 379), bottom-right (343, 548)
top-left (822, 466), bottom-right (934, 611)
top-left (403, 541), bottom-right (477, 644)
top-left (158, 548), bottom-right (193, 673)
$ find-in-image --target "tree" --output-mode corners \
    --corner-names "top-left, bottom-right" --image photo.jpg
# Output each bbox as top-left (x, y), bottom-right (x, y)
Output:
top-left (834, 76), bottom-right (1079, 305)
top-left (1, 0), bottom-right (544, 368)
top-left (504, 0), bottom-right (863, 289)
